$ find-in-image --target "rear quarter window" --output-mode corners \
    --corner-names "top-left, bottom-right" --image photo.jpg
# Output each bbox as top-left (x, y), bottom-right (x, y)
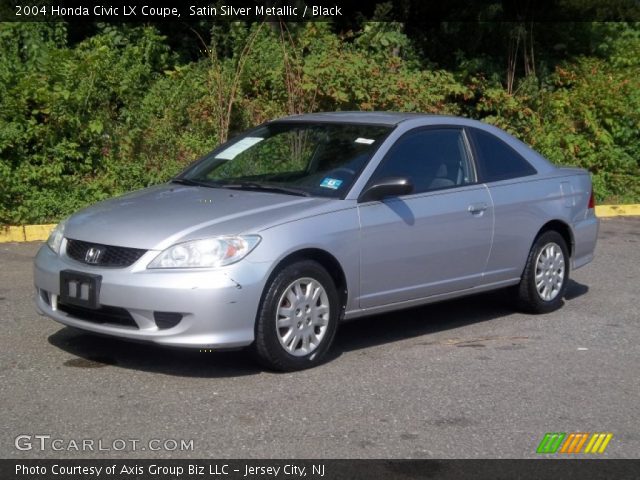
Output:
top-left (469, 128), bottom-right (537, 182)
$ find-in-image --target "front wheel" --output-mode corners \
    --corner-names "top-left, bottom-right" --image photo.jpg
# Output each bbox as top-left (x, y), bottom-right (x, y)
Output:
top-left (516, 230), bottom-right (570, 314)
top-left (253, 260), bottom-right (339, 371)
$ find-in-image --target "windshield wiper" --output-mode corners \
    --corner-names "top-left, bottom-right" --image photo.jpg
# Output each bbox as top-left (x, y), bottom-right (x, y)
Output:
top-left (219, 182), bottom-right (311, 197)
top-left (170, 178), bottom-right (214, 188)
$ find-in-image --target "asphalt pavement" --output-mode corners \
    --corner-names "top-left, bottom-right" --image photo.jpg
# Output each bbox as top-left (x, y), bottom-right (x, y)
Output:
top-left (1, 218), bottom-right (638, 459)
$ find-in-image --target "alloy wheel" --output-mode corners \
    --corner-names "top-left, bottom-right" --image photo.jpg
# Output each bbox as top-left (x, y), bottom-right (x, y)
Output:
top-left (275, 277), bottom-right (330, 357)
top-left (534, 242), bottom-right (565, 301)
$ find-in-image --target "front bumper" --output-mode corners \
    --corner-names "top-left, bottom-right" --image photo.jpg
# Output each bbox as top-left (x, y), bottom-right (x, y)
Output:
top-left (33, 244), bottom-right (270, 349)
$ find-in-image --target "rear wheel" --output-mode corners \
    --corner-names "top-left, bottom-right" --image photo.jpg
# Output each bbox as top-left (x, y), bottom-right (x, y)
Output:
top-left (516, 230), bottom-right (569, 313)
top-left (253, 260), bottom-right (339, 371)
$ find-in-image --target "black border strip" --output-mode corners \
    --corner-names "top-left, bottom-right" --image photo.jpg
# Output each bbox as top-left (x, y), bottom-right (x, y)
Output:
top-left (2, 0), bottom-right (640, 23)
top-left (3, 459), bottom-right (640, 480)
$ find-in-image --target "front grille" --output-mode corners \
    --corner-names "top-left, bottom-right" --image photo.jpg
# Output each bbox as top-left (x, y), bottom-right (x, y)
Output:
top-left (58, 302), bottom-right (138, 329)
top-left (66, 239), bottom-right (146, 267)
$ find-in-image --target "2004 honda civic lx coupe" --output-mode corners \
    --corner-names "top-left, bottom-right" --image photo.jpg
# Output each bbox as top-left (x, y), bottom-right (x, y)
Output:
top-left (34, 112), bottom-right (599, 371)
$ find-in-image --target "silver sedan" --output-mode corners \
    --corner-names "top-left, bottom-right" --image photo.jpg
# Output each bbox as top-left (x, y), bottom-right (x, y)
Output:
top-left (34, 112), bottom-right (599, 370)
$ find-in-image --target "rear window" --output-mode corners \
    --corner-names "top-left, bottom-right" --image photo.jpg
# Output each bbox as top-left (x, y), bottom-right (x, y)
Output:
top-left (469, 128), bottom-right (537, 182)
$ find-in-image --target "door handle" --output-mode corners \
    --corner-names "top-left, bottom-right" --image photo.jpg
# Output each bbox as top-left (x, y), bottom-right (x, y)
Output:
top-left (468, 203), bottom-right (488, 214)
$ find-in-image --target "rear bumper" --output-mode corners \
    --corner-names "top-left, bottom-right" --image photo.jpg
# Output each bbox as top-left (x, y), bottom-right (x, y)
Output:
top-left (33, 245), bottom-right (270, 349)
top-left (572, 212), bottom-right (599, 270)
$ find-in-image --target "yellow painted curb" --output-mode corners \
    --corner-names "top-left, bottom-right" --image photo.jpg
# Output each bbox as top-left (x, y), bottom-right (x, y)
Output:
top-left (595, 204), bottom-right (640, 217)
top-left (0, 226), bottom-right (27, 243)
top-left (24, 224), bottom-right (57, 241)
top-left (0, 204), bottom-right (638, 243)
top-left (0, 224), bottom-right (56, 243)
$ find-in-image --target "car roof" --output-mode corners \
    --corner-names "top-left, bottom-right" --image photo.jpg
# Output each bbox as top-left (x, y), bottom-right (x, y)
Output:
top-left (273, 111), bottom-right (493, 128)
top-left (276, 111), bottom-right (438, 126)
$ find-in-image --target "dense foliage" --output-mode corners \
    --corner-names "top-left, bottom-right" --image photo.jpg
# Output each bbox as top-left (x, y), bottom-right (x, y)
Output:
top-left (0, 18), bottom-right (639, 225)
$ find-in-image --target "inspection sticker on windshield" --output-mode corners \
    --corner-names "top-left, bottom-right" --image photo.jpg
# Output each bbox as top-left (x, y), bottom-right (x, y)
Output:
top-left (320, 177), bottom-right (343, 190)
top-left (215, 137), bottom-right (263, 160)
top-left (355, 137), bottom-right (375, 144)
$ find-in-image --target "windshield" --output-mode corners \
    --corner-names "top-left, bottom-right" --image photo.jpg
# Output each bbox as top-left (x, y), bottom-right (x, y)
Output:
top-left (179, 122), bottom-right (392, 198)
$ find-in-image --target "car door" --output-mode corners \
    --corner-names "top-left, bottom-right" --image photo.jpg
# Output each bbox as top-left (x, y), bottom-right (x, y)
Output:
top-left (466, 127), bottom-right (541, 285)
top-left (357, 127), bottom-right (494, 309)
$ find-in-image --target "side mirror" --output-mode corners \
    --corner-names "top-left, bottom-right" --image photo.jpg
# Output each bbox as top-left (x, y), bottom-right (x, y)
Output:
top-left (359, 177), bottom-right (414, 203)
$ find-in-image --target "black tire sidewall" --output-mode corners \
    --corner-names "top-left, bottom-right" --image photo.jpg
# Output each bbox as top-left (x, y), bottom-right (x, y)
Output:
top-left (254, 260), bottom-right (339, 371)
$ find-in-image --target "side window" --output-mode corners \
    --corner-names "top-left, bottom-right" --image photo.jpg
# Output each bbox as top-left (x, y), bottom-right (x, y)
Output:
top-left (469, 128), bottom-right (537, 182)
top-left (371, 128), bottom-right (474, 195)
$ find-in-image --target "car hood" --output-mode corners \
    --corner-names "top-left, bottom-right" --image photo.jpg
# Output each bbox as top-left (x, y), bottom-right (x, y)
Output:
top-left (63, 184), bottom-right (333, 250)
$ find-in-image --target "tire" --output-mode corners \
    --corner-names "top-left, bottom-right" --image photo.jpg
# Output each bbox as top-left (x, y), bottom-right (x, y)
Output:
top-left (253, 260), bottom-right (339, 371)
top-left (516, 230), bottom-right (570, 314)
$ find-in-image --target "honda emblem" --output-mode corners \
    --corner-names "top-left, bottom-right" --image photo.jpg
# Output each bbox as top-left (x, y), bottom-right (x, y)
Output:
top-left (84, 247), bottom-right (103, 264)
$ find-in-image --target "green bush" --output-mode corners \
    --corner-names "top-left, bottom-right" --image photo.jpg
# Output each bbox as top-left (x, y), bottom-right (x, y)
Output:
top-left (0, 20), bottom-right (638, 225)
top-left (0, 23), bottom-right (172, 223)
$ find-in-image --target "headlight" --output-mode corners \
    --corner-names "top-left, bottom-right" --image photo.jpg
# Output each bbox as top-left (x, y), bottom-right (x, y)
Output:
top-left (46, 219), bottom-right (67, 255)
top-left (147, 235), bottom-right (261, 269)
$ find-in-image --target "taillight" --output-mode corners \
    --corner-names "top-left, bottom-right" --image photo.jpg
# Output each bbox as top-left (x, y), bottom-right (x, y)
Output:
top-left (588, 189), bottom-right (595, 209)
